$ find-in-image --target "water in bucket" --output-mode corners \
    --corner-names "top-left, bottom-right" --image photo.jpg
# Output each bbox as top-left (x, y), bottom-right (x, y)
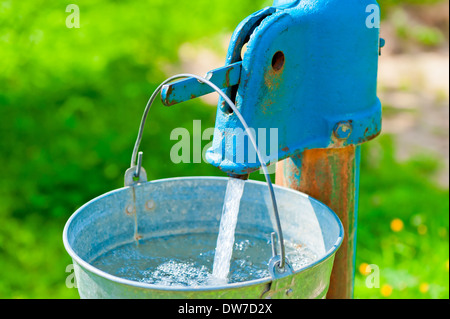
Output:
top-left (64, 177), bottom-right (344, 298)
top-left (90, 178), bottom-right (318, 287)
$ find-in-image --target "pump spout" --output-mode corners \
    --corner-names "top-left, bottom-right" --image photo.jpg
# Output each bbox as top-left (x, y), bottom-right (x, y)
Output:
top-left (227, 173), bottom-right (249, 181)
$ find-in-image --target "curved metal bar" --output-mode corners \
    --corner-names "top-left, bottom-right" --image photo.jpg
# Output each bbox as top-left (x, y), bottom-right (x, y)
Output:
top-left (130, 73), bottom-right (287, 270)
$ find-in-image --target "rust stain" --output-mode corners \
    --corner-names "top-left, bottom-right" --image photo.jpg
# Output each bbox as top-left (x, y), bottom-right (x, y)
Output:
top-left (359, 130), bottom-right (381, 145)
top-left (228, 173), bottom-right (250, 180)
top-left (276, 146), bottom-right (358, 299)
top-left (260, 72), bottom-right (279, 115)
top-left (264, 69), bottom-right (282, 90)
top-left (125, 206), bottom-right (134, 216)
top-left (164, 100), bottom-right (178, 107)
top-left (166, 85), bottom-right (174, 96)
top-left (225, 67), bottom-right (232, 87)
top-left (261, 53), bottom-right (285, 115)
top-left (162, 85), bottom-right (177, 107)
top-left (356, 124), bottom-right (381, 145)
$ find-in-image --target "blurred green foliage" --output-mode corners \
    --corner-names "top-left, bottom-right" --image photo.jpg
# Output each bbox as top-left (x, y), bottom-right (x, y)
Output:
top-left (389, 4), bottom-right (447, 48)
top-left (356, 135), bottom-right (449, 298)
top-left (0, 0), bottom-right (448, 298)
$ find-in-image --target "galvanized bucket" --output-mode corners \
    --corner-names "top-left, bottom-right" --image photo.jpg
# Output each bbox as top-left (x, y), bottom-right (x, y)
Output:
top-left (63, 176), bottom-right (343, 299)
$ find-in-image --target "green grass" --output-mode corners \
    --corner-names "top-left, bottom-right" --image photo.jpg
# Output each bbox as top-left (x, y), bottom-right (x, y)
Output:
top-left (355, 135), bottom-right (449, 299)
top-left (0, 0), bottom-right (448, 299)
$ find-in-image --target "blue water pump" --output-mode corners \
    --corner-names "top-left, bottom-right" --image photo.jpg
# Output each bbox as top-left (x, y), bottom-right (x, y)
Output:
top-left (160, 0), bottom-right (383, 298)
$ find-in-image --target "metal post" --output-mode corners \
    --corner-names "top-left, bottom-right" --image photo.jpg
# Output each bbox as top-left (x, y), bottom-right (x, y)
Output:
top-left (276, 145), bottom-right (361, 299)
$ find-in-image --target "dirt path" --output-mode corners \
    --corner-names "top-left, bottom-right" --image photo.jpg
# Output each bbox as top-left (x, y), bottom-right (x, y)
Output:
top-left (379, 51), bottom-right (449, 188)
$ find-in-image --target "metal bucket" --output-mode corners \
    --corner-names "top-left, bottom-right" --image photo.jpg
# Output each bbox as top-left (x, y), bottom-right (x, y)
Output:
top-left (63, 176), bottom-right (343, 299)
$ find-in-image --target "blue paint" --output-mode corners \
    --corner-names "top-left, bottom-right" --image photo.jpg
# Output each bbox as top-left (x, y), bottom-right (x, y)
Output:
top-left (204, 0), bottom-right (381, 175)
top-left (160, 62), bottom-right (242, 106)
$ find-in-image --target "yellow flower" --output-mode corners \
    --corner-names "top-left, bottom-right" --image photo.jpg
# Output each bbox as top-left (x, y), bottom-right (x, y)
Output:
top-left (419, 283), bottom-right (429, 294)
top-left (359, 263), bottom-right (371, 276)
top-left (381, 284), bottom-right (393, 297)
top-left (446, 260), bottom-right (449, 271)
top-left (417, 224), bottom-right (428, 235)
top-left (390, 218), bottom-right (404, 232)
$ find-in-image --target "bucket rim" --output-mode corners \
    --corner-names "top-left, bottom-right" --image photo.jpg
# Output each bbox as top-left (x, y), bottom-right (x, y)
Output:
top-left (63, 176), bottom-right (344, 292)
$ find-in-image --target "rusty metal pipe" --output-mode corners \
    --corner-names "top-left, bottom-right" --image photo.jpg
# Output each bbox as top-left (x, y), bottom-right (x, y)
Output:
top-left (276, 145), bottom-right (361, 299)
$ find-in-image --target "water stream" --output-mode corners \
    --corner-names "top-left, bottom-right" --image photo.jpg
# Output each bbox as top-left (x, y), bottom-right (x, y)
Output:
top-left (210, 177), bottom-right (246, 284)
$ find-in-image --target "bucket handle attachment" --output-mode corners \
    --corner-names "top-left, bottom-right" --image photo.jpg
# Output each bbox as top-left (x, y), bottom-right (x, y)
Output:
top-left (126, 73), bottom-right (291, 275)
top-left (124, 151), bottom-right (148, 186)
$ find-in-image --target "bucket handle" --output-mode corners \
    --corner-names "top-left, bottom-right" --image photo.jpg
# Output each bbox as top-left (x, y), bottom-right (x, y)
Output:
top-left (126, 73), bottom-right (291, 275)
